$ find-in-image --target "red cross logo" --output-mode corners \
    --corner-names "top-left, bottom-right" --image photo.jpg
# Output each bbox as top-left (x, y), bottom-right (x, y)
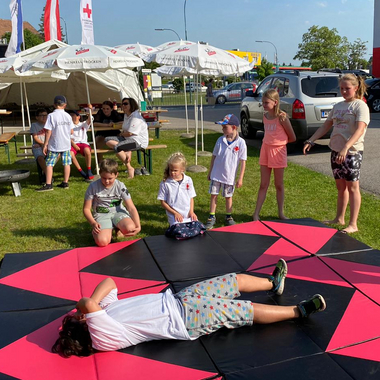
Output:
top-left (83, 4), bottom-right (92, 18)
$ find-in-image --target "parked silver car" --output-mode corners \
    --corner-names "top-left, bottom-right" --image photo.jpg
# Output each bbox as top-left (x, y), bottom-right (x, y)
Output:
top-left (213, 81), bottom-right (257, 104)
top-left (240, 71), bottom-right (344, 141)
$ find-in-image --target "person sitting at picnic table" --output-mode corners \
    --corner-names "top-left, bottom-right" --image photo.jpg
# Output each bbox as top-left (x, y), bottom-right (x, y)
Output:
top-left (93, 100), bottom-right (123, 162)
top-left (30, 108), bottom-right (49, 183)
top-left (104, 98), bottom-right (149, 179)
top-left (68, 109), bottom-right (94, 181)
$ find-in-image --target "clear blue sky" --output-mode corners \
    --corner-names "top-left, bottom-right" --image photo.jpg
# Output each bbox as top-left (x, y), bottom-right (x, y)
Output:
top-left (0, 0), bottom-right (375, 65)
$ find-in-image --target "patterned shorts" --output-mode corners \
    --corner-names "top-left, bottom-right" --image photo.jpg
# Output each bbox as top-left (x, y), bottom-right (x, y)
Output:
top-left (331, 150), bottom-right (363, 182)
top-left (165, 221), bottom-right (206, 240)
top-left (45, 151), bottom-right (72, 166)
top-left (176, 273), bottom-right (254, 339)
top-left (209, 180), bottom-right (235, 198)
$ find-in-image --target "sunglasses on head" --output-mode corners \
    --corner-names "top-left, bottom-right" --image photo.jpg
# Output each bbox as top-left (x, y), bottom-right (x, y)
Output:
top-left (122, 102), bottom-right (130, 106)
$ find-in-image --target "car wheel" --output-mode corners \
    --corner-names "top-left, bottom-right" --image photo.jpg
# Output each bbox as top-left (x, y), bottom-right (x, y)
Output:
top-left (240, 114), bottom-right (257, 139)
top-left (216, 95), bottom-right (226, 104)
top-left (371, 98), bottom-right (380, 112)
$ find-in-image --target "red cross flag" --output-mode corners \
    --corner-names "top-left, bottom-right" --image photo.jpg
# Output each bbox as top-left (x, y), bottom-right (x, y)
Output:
top-left (80, 0), bottom-right (94, 45)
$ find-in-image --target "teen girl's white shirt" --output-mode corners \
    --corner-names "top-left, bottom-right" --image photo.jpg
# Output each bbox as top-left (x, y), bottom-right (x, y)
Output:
top-left (85, 288), bottom-right (190, 351)
top-left (122, 110), bottom-right (149, 149)
top-left (157, 174), bottom-right (196, 226)
top-left (210, 135), bottom-right (247, 186)
top-left (327, 99), bottom-right (370, 153)
top-left (71, 120), bottom-right (90, 145)
top-left (44, 109), bottom-right (74, 152)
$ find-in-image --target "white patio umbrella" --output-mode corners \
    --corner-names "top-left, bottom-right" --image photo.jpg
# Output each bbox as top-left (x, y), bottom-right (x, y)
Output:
top-left (20, 44), bottom-right (144, 175)
top-left (114, 43), bottom-right (157, 57)
top-left (155, 40), bottom-right (196, 51)
top-left (145, 45), bottom-right (250, 166)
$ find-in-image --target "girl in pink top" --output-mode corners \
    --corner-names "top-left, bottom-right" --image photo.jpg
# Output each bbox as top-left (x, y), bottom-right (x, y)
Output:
top-left (253, 89), bottom-right (296, 221)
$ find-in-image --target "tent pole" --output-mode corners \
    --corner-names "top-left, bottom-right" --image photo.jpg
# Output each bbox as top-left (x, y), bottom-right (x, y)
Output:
top-left (183, 76), bottom-right (189, 133)
top-left (19, 78), bottom-right (27, 148)
top-left (84, 72), bottom-right (100, 176)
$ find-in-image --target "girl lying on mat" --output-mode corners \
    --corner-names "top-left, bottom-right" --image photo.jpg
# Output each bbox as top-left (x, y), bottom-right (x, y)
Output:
top-left (52, 259), bottom-right (326, 357)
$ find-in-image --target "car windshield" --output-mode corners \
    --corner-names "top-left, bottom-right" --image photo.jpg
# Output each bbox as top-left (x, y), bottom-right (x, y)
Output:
top-left (301, 77), bottom-right (340, 98)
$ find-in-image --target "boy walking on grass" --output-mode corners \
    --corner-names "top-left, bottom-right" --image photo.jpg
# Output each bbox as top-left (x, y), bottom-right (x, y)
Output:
top-left (205, 114), bottom-right (247, 229)
top-left (37, 95), bottom-right (74, 192)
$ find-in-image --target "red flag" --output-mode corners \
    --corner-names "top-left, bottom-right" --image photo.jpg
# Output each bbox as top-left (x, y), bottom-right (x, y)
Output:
top-left (44, 0), bottom-right (61, 41)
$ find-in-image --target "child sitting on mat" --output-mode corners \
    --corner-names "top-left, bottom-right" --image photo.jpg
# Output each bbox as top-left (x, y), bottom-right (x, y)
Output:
top-left (157, 152), bottom-right (206, 239)
top-left (83, 158), bottom-right (141, 247)
top-left (52, 259), bottom-right (326, 356)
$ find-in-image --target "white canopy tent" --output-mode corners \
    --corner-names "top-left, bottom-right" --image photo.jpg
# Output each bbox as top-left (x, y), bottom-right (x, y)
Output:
top-left (0, 68), bottom-right (143, 109)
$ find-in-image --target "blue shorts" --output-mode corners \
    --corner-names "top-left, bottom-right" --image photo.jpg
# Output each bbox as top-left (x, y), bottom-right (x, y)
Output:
top-left (32, 146), bottom-right (45, 160)
top-left (46, 151), bottom-right (72, 166)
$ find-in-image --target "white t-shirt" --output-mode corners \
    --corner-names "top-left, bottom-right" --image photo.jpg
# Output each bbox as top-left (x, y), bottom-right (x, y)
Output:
top-left (157, 174), bottom-right (197, 226)
top-left (328, 99), bottom-right (370, 153)
top-left (210, 135), bottom-right (247, 185)
top-left (85, 288), bottom-right (190, 351)
top-left (122, 110), bottom-right (149, 149)
top-left (30, 122), bottom-right (46, 147)
top-left (44, 108), bottom-right (74, 152)
top-left (71, 121), bottom-right (90, 145)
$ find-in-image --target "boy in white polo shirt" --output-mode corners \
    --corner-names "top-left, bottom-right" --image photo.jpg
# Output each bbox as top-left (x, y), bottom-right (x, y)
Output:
top-left (36, 95), bottom-right (74, 192)
top-left (205, 114), bottom-right (247, 229)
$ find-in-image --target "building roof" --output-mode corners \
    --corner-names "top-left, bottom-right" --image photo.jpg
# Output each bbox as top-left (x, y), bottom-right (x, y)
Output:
top-left (0, 19), bottom-right (39, 39)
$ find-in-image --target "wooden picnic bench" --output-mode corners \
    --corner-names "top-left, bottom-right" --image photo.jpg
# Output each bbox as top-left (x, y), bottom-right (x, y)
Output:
top-left (0, 132), bottom-right (18, 164)
top-left (91, 144), bottom-right (167, 174)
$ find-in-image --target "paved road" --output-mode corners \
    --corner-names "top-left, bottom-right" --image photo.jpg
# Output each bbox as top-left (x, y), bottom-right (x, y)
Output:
top-left (164, 104), bottom-right (380, 197)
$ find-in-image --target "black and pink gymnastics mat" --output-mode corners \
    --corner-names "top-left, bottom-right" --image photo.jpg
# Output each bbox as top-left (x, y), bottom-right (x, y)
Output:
top-left (0, 218), bottom-right (379, 380)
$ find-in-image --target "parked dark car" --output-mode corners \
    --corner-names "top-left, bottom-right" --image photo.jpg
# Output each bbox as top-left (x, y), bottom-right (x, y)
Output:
top-left (365, 78), bottom-right (380, 112)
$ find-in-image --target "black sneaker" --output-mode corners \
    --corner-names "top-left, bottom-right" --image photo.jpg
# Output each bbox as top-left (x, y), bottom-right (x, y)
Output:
top-left (297, 294), bottom-right (326, 318)
top-left (134, 168), bottom-right (142, 176)
top-left (269, 259), bottom-right (288, 296)
top-left (57, 182), bottom-right (69, 189)
top-left (36, 184), bottom-right (53, 192)
top-left (140, 167), bottom-right (150, 175)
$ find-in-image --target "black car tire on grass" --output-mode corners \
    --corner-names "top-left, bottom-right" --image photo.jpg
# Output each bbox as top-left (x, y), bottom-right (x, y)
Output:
top-left (216, 95), bottom-right (226, 104)
top-left (240, 113), bottom-right (257, 139)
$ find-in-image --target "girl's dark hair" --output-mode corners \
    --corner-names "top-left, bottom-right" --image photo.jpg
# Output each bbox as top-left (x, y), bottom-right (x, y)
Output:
top-left (102, 100), bottom-right (114, 109)
top-left (122, 97), bottom-right (139, 113)
top-left (52, 315), bottom-right (94, 358)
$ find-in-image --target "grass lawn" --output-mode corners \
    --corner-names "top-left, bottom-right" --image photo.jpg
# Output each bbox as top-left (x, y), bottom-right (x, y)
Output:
top-left (1, 129), bottom-right (379, 260)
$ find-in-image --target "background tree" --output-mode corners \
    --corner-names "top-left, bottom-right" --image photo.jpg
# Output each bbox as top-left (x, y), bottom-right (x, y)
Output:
top-left (294, 25), bottom-right (349, 70)
top-left (347, 38), bottom-right (368, 69)
top-left (256, 58), bottom-right (274, 80)
top-left (2, 29), bottom-right (44, 50)
top-left (38, 6), bottom-right (66, 43)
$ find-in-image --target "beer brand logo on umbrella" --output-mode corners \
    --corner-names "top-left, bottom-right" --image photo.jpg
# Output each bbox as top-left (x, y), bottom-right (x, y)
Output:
top-left (205, 49), bottom-right (216, 56)
top-left (110, 49), bottom-right (117, 55)
top-left (42, 50), bottom-right (59, 59)
top-left (175, 47), bottom-right (190, 53)
top-left (76, 47), bottom-right (90, 55)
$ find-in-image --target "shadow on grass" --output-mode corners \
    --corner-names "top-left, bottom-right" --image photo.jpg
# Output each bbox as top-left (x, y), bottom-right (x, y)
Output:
top-left (11, 222), bottom-right (95, 249)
